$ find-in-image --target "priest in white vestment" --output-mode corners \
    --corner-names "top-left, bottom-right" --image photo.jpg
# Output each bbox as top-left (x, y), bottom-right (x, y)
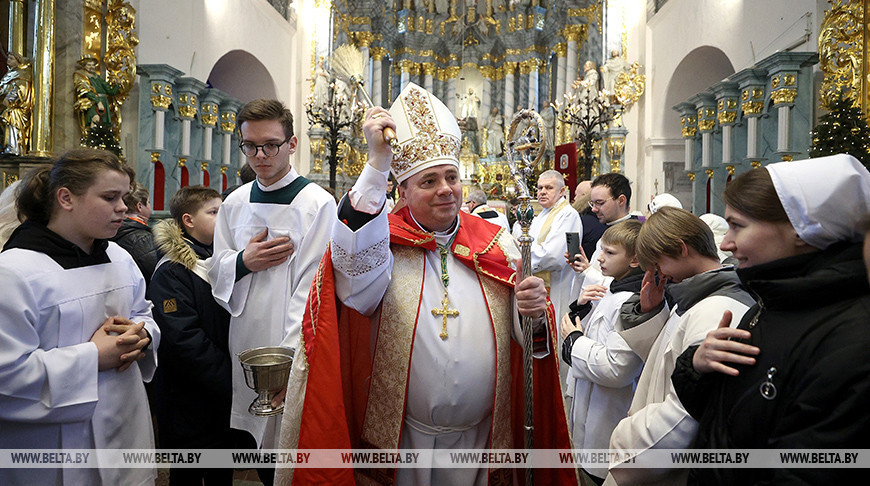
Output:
top-left (529, 169), bottom-right (583, 323)
top-left (209, 99), bottom-right (337, 452)
top-left (277, 83), bottom-right (576, 486)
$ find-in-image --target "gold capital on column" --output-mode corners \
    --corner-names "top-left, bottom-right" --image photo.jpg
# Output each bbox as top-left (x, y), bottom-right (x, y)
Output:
top-left (31, 0), bottom-right (56, 157)
top-left (355, 31), bottom-right (374, 48)
top-left (370, 47), bottom-right (387, 61)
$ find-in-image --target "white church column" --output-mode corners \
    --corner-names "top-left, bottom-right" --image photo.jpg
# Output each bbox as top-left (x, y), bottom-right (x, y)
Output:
top-left (447, 75), bottom-right (457, 114)
top-left (732, 70), bottom-right (767, 166)
top-left (154, 111), bottom-right (165, 150)
top-left (356, 33), bottom-right (373, 99)
top-left (181, 119), bottom-right (191, 156)
top-left (371, 47), bottom-right (386, 106)
top-left (564, 26), bottom-right (582, 97)
top-left (677, 102), bottom-right (697, 172)
top-left (755, 53), bottom-right (816, 160)
top-left (776, 101), bottom-right (793, 153)
top-left (400, 61), bottom-right (410, 92)
top-left (713, 83), bottom-right (739, 166)
top-left (503, 62), bottom-right (516, 118)
top-left (222, 131), bottom-right (231, 166)
top-left (423, 62), bottom-right (435, 93)
top-left (690, 94), bottom-right (717, 170)
top-left (525, 60), bottom-right (538, 111)
top-left (203, 126), bottom-right (213, 161)
top-left (555, 42), bottom-right (567, 101)
top-left (481, 76), bottom-right (491, 119)
top-left (219, 99), bottom-right (242, 170)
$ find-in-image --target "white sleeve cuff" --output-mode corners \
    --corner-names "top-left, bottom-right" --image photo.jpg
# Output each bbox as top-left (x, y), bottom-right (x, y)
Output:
top-left (349, 164), bottom-right (390, 214)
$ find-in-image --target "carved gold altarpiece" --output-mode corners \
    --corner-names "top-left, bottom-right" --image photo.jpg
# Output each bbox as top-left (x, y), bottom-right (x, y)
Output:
top-left (819, 0), bottom-right (870, 116)
top-left (83, 0), bottom-right (138, 146)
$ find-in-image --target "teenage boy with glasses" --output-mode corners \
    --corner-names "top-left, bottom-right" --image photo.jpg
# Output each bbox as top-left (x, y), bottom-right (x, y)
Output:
top-left (569, 172), bottom-right (638, 290)
top-left (208, 98), bottom-right (337, 485)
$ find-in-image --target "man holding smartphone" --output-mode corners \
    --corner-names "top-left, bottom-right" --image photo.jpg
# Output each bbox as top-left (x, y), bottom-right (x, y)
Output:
top-left (528, 170), bottom-right (584, 339)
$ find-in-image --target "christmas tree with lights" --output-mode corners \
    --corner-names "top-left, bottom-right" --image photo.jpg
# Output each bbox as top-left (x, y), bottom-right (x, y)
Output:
top-left (809, 94), bottom-right (870, 169)
top-left (85, 121), bottom-right (123, 157)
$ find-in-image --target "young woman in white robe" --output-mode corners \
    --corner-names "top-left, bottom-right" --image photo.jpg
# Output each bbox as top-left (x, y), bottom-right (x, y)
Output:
top-left (0, 148), bottom-right (159, 486)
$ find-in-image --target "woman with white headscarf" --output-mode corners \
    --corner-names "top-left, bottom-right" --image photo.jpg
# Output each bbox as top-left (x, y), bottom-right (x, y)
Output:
top-left (671, 154), bottom-right (870, 485)
top-left (699, 213), bottom-right (736, 266)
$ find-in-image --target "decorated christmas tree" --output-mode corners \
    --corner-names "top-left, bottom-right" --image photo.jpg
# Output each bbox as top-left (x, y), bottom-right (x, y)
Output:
top-left (85, 121), bottom-right (123, 157)
top-left (809, 94), bottom-right (870, 169)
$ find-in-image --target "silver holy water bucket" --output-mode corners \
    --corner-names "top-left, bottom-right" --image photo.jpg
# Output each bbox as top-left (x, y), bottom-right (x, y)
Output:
top-left (238, 346), bottom-right (295, 416)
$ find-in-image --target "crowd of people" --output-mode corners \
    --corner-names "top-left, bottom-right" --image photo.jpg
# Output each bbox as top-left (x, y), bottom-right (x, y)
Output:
top-left (0, 84), bottom-right (868, 486)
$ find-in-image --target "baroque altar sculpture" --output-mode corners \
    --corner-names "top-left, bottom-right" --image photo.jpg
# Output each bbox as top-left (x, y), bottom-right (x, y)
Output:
top-left (74, 56), bottom-right (121, 152)
top-left (600, 49), bottom-right (629, 94)
top-left (0, 53), bottom-right (33, 155)
top-left (483, 106), bottom-right (505, 157)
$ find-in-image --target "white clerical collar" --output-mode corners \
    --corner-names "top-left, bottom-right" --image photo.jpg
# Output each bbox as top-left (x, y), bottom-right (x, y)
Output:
top-left (407, 210), bottom-right (459, 246)
top-left (608, 212), bottom-right (632, 226)
top-left (256, 166), bottom-right (298, 192)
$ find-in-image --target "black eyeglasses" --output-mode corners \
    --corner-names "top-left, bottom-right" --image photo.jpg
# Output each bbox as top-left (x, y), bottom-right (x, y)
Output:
top-left (239, 138), bottom-right (290, 157)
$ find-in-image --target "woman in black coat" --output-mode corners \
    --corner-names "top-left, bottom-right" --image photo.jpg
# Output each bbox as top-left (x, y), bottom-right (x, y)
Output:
top-left (671, 155), bottom-right (870, 485)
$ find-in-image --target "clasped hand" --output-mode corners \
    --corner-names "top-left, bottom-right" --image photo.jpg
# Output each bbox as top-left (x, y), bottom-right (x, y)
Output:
top-left (89, 316), bottom-right (150, 372)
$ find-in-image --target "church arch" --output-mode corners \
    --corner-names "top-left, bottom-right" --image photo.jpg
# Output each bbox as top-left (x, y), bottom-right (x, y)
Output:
top-left (206, 50), bottom-right (277, 102)
top-left (661, 46), bottom-right (735, 139)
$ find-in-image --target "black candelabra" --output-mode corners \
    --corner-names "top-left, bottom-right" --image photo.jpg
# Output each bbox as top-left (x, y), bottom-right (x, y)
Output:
top-left (553, 85), bottom-right (619, 180)
top-left (305, 80), bottom-right (364, 190)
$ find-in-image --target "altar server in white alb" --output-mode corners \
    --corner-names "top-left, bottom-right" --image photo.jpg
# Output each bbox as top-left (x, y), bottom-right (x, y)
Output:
top-left (209, 99), bottom-right (337, 452)
top-left (528, 169), bottom-right (583, 323)
top-left (0, 148), bottom-right (159, 486)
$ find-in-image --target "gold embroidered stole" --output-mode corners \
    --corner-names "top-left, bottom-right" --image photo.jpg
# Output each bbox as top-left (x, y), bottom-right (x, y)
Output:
top-left (357, 245), bottom-right (512, 485)
top-left (536, 198), bottom-right (569, 242)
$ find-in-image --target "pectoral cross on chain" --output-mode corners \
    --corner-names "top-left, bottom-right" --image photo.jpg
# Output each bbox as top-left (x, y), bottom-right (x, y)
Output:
top-left (432, 291), bottom-right (459, 340)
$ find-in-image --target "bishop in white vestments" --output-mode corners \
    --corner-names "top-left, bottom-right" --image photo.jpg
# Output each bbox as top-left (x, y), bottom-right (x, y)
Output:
top-left (277, 83), bottom-right (576, 486)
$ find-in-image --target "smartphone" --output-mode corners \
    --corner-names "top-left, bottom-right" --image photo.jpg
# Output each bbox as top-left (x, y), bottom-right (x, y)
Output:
top-left (566, 232), bottom-right (581, 262)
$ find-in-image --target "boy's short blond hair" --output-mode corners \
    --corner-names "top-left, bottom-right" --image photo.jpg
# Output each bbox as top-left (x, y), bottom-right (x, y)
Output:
top-left (600, 219), bottom-right (642, 257)
top-left (636, 206), bottom-right (718, 270)
top-left (169, 185), bottom-right (221, 227)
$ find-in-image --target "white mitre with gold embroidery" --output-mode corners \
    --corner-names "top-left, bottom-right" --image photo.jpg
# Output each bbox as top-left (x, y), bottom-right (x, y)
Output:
top-left (388, 82), bottom-right (462, 183)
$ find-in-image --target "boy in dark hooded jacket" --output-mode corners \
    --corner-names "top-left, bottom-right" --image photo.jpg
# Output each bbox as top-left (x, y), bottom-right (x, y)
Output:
top-left (147, 186), bottom-right (232, 485)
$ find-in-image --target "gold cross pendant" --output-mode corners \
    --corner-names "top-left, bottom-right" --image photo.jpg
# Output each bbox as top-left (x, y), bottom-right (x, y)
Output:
top-left (431, 291), bottom-right (459, 340)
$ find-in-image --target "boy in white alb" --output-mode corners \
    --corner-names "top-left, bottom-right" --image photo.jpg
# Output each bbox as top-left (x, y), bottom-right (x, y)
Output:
top-left (208, 99), bottom-right (336, 473)
top-left (605, 207), bottom-right (754, 486)
top-left (560, 220), bottom-right (644, 483)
